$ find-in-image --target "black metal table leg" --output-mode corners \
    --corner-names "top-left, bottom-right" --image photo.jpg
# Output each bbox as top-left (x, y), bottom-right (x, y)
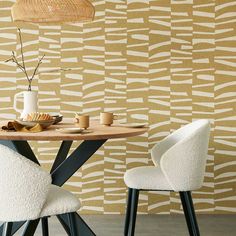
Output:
top-left (0, 222), bottom-right (25, 236)
top-left (3, 222), bottom-right (13, 236)
top-left (41, 217), bottom-right (49, 236)
top-left (52, 140), bottom-right (106, 236)
top-left (51, 140), bottom-right (106, 186)
top-left (57, 214), bottom-right (71, 235)
top-left (22, 219), bottom-right (40, 236)
top-left (68, 213), bottom-right (78, 236)
top-left (58, 213), bottom-right (96, 236)
top-left (50, 141), bottom-right (73, 173)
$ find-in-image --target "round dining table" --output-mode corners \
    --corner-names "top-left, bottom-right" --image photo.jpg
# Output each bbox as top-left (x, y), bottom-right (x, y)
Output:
top-left (0, 119), bottom-right (148, 236)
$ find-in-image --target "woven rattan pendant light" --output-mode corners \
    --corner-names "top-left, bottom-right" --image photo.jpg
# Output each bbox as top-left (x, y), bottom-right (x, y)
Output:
top-left (11, 0), bottom-right (95, 23)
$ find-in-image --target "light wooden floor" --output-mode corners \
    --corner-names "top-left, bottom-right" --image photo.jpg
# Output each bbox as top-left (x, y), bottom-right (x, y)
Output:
top-left (12, 214), bottom-right (236, 236)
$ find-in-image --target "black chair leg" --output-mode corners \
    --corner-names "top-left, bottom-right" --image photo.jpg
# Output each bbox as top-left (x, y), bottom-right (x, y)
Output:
top-left (128, 189), bottom-right (139, 236)
top-left (41, 217), bottom-right (49, 236)
top-left (124, 188), bottom-right (133, 236)
top-left (3, 222), bottom-right (13, 236)
top-left (68, 212), bottom-right (78, 236)
top-left (180, 191), bottom-right (200, 236)
top-left (22, 219), bottom-right (40, 236)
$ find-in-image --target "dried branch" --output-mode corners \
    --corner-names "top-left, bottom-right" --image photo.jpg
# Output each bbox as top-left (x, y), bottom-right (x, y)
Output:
top-left (5, 51), bottom-right (29, 81)
top-left (30, 54), bottom-right (45, 81)
top-left (12, 52), bottom-right (24, 71)
top-left (17, 28), bottom-right (30, 81)
top-left (18, 29), bottom-right (24, 65)
top-left (4, 28), bottom-right (71, 91)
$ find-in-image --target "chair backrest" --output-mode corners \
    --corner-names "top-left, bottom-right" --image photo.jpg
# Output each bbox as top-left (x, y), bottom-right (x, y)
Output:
top-left (152, 120), bottom-right (210, 191)
top-left (0, 144), bottom-right (51, 222)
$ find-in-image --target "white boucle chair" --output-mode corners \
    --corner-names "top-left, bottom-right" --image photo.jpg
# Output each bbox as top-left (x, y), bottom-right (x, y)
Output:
top-left (0, 144), bottom-right (81, 236)
top-left (124, 119), bottom-right (211, 236)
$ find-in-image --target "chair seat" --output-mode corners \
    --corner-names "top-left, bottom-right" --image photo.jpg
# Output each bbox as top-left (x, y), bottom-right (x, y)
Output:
top-left (40, 185), bottom-right (81, 218)
top-left (124, 166), bottom-right (172, 190)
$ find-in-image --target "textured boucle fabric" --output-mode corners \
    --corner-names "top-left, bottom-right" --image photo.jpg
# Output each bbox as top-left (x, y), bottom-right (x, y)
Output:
top-left (0, 145), bottom-right (81, 222)
top-left (124, 120), bottom-right (211, 192)
top-left (0, 144), bottom-right (51, 222)
top-left (160, 120), bottom-right (211, 191)
top-left (40, 185), bottom-right (81, 217)
top-left (124, 166), bottom-right (172, 190)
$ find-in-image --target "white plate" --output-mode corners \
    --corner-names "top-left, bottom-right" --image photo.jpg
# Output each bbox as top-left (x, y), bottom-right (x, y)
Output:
top-left (17, 119), bottom-right (55, 128)
top-left (56, 128), bottom-right (85, 134)
top-left (118, 123), bottom-right (147, 128)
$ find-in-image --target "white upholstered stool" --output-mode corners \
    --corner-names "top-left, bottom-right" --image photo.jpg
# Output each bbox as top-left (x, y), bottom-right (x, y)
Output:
top-left (0, 144), bottom-right (81, 236)
top-left (124, 119), bottom-right (211, 236)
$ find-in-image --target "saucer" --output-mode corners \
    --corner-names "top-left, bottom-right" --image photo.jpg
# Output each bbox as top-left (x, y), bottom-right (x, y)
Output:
top-left (56, 128), bottom-right (85, 134)
top-left (118, 123), bottom-right (147, 128)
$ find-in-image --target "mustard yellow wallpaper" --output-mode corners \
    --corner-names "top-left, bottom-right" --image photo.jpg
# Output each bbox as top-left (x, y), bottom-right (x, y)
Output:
top-left (0, 0), bottom-right (236, 214)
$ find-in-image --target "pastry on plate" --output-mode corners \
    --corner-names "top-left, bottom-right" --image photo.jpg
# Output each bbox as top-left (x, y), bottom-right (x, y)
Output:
top-left (24, 112), bottom-right (54, 121)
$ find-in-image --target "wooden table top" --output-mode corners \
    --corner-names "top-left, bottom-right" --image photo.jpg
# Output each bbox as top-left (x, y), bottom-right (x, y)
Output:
top-left (0, 119), bottom-right (148, 141)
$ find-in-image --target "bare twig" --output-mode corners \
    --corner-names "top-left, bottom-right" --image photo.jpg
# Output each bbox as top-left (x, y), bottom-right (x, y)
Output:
top-left (18, 29), bottom-right (25, 68)
top-left (11, 52), bottom-right (24, 70)
top-left (5, 28), bottom-right (71, 91)
top-left (5, 51), bottom-right (28, 78)
top-left (27, 54), bottom-right (45, 91)
top-left (30, 54), bottom-right (45, 81)
top-left (17, 29), bottom-right (30, 82)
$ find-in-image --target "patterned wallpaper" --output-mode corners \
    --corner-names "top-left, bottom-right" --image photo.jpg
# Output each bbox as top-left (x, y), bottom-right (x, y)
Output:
top-left (0, 0), bottom-right (236, 214)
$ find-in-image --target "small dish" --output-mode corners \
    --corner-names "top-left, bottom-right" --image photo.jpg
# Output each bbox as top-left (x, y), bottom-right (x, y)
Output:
top-left (118, 123), bottom-right (147, 128)
top-left (56, 128), bottom-right (85, 134)
top-left (16, 119), bottom-right (55, 129)
top-left (48, 113), bottom-right (63, 124)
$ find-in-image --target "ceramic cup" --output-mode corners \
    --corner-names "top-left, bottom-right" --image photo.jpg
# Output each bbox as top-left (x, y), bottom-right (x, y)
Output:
top-left (100, 112), bottom-right (118, 126)
top-left (75, 114), bottom-right (90, 129)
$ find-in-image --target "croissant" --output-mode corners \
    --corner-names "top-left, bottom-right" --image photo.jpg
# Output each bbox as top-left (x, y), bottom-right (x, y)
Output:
top-left (25, 112), bottom-right (53, 121)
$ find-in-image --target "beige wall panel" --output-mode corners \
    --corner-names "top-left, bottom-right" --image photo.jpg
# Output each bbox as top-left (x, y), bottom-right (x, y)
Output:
top-left (80, 0), bottom-right (106, 214)
top-left (126, 0), bottom-right (149, 214)
top-left (0, 0), bottom-right (235, 214)
top-left (215, 0), bottom-right (236, 213)
top-left (104, 0), bottom-right (128, 214)
top-left (148, 0), bottom-right (171, 214)
top-left (170, 0), bottom-right (193, 214)
top-left (192, 0), bottom-right (215, 213)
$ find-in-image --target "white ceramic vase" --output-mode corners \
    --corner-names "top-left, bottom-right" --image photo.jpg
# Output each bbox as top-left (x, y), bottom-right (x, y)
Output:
top-left (14, 91), bottom-right (38, 119)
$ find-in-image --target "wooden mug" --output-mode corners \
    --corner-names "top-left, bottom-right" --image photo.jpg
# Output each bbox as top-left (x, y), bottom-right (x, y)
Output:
top-left (75, 114), bottom-right (90, 129)
top-left (100, 112), bottom-right (118, 126)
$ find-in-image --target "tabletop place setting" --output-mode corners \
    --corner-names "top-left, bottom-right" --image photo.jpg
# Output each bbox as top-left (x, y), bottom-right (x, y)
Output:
top-left (1, 99), bottom-right (148, 135)
top-left (1, 105), bottom-right (148, 138)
